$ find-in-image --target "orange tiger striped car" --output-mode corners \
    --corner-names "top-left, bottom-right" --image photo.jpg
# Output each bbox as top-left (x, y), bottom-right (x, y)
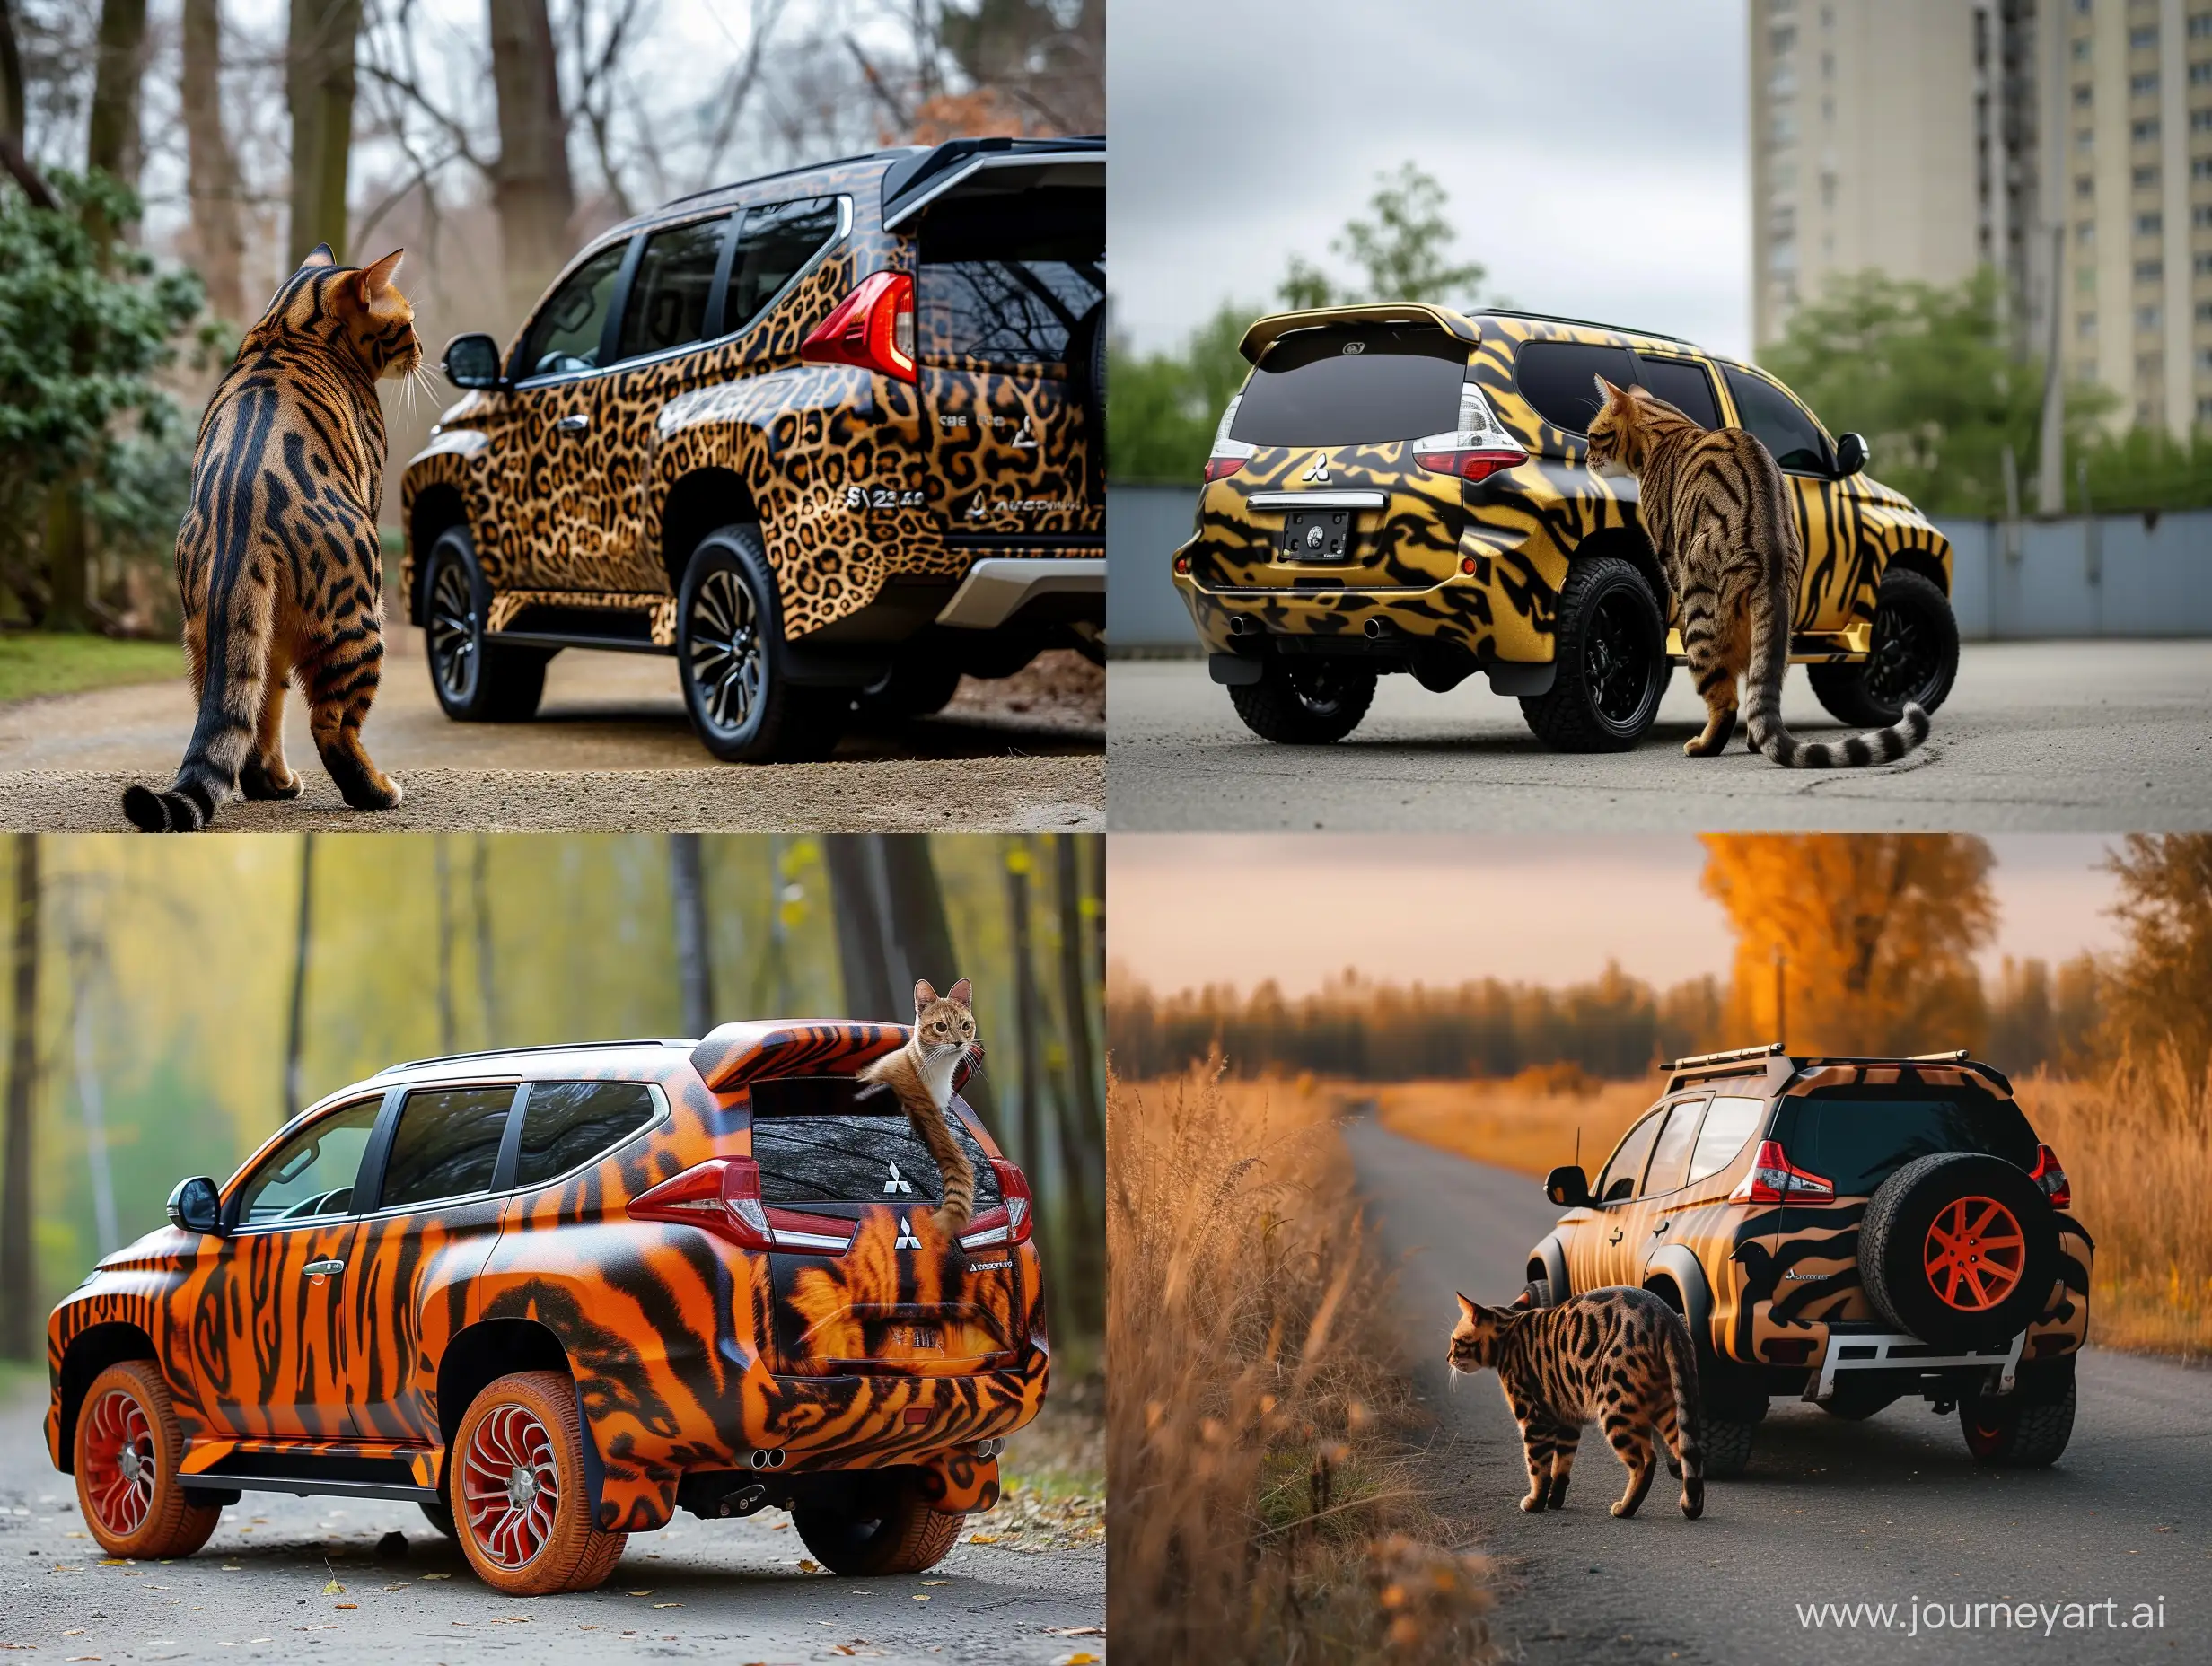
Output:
top-left (45, 1021), bottom-right (1045, 1595)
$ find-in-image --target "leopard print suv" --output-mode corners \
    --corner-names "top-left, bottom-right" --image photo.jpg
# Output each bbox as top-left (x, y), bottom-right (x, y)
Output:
top-left (46, 1022), bottom-right (1048, 1594)
top-left (1174, 304), bottom-right (1960, 751)
top-left (401, 136), bottom-right (1104, 762)
top-left (1516, 1043), bottom-right (2090, 1482)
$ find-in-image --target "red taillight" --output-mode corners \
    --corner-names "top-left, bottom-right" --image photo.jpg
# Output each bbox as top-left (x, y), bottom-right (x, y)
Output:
top-left (2030, 1144), bottom-right (2070, 1210)
top-left (1412, 444), bottom-right (1527, 483)
top-left (1203, 455), bottom-right (1246, 482)
top-left (1727, 1139), bottom-right (1836, 1206)
top-left (629, 1158), bottom-right (859, 1254)
top-left (959, 1159), bottom-right (1035, 1251)
top-left (799, 269), bottom-right (916, 381)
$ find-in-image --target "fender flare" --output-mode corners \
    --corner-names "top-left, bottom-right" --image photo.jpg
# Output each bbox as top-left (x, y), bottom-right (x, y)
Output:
top-left (1528, 1236), bottom-right (1570, 1305)
top-left (1641, 1243), bottom-right (1716, 1349)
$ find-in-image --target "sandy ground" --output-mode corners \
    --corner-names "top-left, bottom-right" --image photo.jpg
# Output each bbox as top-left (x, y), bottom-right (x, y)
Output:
top-left (0, 637), bottom-right (1102, 831)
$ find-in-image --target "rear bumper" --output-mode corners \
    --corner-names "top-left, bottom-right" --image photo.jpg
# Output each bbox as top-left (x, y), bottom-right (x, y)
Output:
top-left (936, 557), bottom-right (1105, 629)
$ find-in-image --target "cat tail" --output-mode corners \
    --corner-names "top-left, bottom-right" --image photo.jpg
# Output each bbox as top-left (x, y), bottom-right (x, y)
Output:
top-left (122, 599), bottom-right (272, 833)
top-left (1741, 474), bottom-right (1930, 768)
top-left (1662, 1315), bottom-right (1705, 1521)
top-left (910, 1100), bottom-right (978, 1235)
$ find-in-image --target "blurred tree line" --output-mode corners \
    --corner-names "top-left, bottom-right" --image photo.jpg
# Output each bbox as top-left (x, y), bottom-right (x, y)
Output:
top-left (0, 831), bottom-right (1106, 1366)
top-left (1109, 835), bottom-right (2211, 1092)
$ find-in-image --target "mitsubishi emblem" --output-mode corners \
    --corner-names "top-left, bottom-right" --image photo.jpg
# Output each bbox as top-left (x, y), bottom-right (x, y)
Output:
top-left (895, 1215), bottom-right (924, 1250)
top-left (883, 1160), bottom-right (914, 1195)
top-left (1299, 454), bottom-right (1331, 484)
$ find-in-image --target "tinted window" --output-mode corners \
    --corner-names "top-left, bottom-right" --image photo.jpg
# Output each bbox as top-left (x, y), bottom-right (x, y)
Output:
top-left (916, 184), bottom-right (1103, 366)
top-left (514, 1081), bottom-right (658, 1188)
top-left (379, 1085), bottom-right (516, 1210)
top-left (238, 1100), bottom-right (381, 1226)
top-left (519, 242), bottom-right (628, 380)
top-left (1778, 1090), bottom-right (2039, 1196)
top-left (1688, 1095), bottom-right (1768, 1183)
top-left (1515, 340), bottom-right (1639, 434)
top-left (724, 197), bottom-right (841, 333)
top-left (1636, 356), bottom-right (1721, 427)
top-left (751, 1101), bottom-right (1001, 1209)
top-left (1230, 326), bottom-right (1467, 446)
top-left (614, 216), bottom-right (727, 363)
top-left (1641, 1098), bottom-right (1707, 1197)
top-left (1595, 1110), bottom-right (1665, 1205)
top-left (1722, 365), bottom-right (1831, 472)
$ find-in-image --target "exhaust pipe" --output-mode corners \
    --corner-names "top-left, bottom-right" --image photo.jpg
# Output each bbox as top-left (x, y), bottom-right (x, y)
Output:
top-left (1364, 618), bottom-right (1395, 640)
top-left (1226, 614), bottom-right (1263, 638)
top-left (745, 1447), bottom-right (786, 1469)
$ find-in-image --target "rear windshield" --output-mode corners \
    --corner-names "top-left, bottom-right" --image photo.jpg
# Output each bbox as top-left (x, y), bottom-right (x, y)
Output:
top-left (1230, 325), bottom-right (1467, 447)
top-left (1775, 1087), bottom-right (2038, 1196)
top-left (748, 1078), bottom-right (1001, 1208)
top-left (916, 188), bottom-right (1103, 367)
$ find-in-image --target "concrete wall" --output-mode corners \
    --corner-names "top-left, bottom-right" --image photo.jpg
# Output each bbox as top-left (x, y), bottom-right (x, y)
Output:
top-left (1105, 486), bottom-right (2212, 653)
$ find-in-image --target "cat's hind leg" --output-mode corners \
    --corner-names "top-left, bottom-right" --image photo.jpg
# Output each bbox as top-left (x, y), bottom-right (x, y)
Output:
top-left (239, 647), bottom-right (302, 801)
top-left (1602, 1410), bottom-right (1657, 1518)
top-left (1518, 1420), bottom-right (1562, 1513)
top-left (1657, 1399), bottom-right (1703, 1520)
top-left (1678, 595), bottom-right (1739, 757)
top-left (302, 628), bottom-right (401, 811)
top-left (1542, 1416), bottom-right (1580, 1509)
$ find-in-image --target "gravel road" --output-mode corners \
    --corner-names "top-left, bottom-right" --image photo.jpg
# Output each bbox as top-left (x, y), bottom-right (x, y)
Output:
top-left (0, 1381), bottom-right (1105, 1664)
top-left (1107, 641), bottom-right (2212, 830)
top-left (1342, 1115), bottom-right (2209, 1666)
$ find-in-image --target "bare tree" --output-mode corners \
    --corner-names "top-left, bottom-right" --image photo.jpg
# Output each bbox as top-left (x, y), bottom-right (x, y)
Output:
top-left (0, 0), bottom-right (26, 150)
top-left (472, 833), bottom-right (497, 1044)
top-left (1051, 833), bottom-right (1101, 1332)
top-left (282, 833), bottom-right (315, 1120)
top-left (487, 0), bottom-right (575, 320)
top-left (86, 0), bottom-right (147, 243)
top-left (433, 835), bottom-right (455, 1053)
top-left (1003, 841), bottom-right (1041, 1174)
top-left (0, 836), bottom-right (37, 1359)
top-left (669, 832), bottom-right (714, 1037)
top-left (288, 0), bottom-right (360, 263)
top-left (824, 835), bottom-right (900, 1020)
top-left (181, 0), bottom-right (246, 321)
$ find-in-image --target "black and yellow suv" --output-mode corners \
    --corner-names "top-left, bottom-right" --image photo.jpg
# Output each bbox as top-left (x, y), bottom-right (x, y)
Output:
top-left (1172, 306), bottom-right (1961, 749)
top-left (1523, 1044), bottom-right (2088, 1477)
top-left (404, 136), bottom-right (1104, 761)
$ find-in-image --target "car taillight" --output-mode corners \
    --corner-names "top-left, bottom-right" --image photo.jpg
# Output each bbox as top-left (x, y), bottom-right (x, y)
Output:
top-left (799, 269), bottom-right (916, 381)
top-left (1727, 1139), bottom-right (1836, 1206)
top-left (956, 1159), bottom-right (1033, 1249)
top-left (1412, 444), bottom-right (1528, 483)
top-left (1411, 384), bottom-right (1525, 485)
top-left (629, 1158), bottom-right (859, 1254)
top-left (2030, 1144), bottom-right (2070, 1210)
top-left (1204, 394), bottom-right (1255, 482)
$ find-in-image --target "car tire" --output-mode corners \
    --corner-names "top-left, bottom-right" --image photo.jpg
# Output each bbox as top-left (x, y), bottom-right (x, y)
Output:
top-left (856, 656), bottom-right (965, 722)
top-left (451, 1369), bottom-right (628, 1597)
top-left (677, 524), bottom-right (845, 763)
top-left (423, 526), bottom-right (553, 723)
top-left (1860, 1152), bottom-right (2058, 1351)
top-left (1700, 1415), bottom-right (1759, 1480)
top-left (1519, 555), bottom-right (1667, 752)
top-left (793, 1473), bottom-right (964, 1576)
top-left (73, 1360), bottom-right (223, 1560)
top-left (1806, 566), bottom-right (1959, 727)
top-left (1227, 659), bottom-right (1377, 744)
top-left (419, 1498), bottom-right (458, 1539)
top-left (1519, 1277), bottom-right (1554, 1309)
top-left (1961, 1355), bottom-right (2076, 1467)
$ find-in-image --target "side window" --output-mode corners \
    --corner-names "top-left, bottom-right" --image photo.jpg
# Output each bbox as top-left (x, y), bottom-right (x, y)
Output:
top-left (1722, 366), bottom-right (1832, 473)
top-left (1636, 357), bottom-right (1722, 428)
top-left (514, 1082), bottom-right (658, 1188)
top-left (1688, 1095), bottom-right (1769, 1184)
top-left (1641, 1098), bottom-right (1708, 1197)
top-left (612, 216), bottom-right (729, 364)
top-left (1595, 1110), bottom-right (1665, 1205)
top-left (1514, 340), bottom-right (1639, 433)
top-left (723, 197), bottom-right (841, 334)
top-left (517, 241), bottom-right (628, 381)
top-left (377, 1085), bottom-right (517, 1211)
top-left (237, 1099), bottom-right (381, 1227)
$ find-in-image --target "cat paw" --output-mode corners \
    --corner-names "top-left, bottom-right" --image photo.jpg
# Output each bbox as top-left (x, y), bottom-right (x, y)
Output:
top-left (1610, 1498), bottom-right (1642, 1519)
top-left (240, 762), bottom-right (303, 801)
top-left (338, 775), bottom-right (403, 811)
top-left (1519, 1493), bottom-right (1548, 1513)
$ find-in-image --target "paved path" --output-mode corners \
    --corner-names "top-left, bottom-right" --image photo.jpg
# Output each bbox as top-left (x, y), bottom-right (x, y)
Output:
top-left (1107, 641), bottom-right (2212, 830)
top-left (1343, 1115), bottom-right (2211, 1665)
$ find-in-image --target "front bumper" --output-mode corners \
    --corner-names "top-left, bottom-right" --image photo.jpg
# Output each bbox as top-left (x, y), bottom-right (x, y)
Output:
top-left (936, 557), bottom-right (1105, 629)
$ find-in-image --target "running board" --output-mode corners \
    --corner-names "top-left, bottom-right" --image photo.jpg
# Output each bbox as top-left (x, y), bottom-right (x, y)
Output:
top-left (1804, 1328), bottom-right (2026, 1402)
top-left (490, 629), bottom-right (671, 656)
top-left (186, 1469), bottom-right (440, 1504)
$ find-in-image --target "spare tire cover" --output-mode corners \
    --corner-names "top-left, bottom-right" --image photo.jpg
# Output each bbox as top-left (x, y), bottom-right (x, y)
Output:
top-left (1858, 1151), bottom-right (2057, 1350)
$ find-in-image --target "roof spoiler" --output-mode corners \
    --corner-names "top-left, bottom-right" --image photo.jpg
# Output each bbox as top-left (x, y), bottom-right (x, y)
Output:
top-left (880, 134), bottom-right (1104, 231)
top-left (1238, 302), bottom-right (1479, 365)
top-left (690, 1021), bottom-right (907, 1093)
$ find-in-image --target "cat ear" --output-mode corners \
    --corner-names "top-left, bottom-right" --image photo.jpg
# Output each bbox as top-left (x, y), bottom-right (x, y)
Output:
top-left (356, 249), bottom-right (405, 307)
top-left (1593, 373), bottom-right (1627, 407)
top-left (946, 978), bottom-right (972, 1007)
top-left (1455, 1293), bottom-right (1479, 1320)
top-left (911, 978), bottom-right (938, 1011)
top-left (298, 242), bottom-right (337, 270)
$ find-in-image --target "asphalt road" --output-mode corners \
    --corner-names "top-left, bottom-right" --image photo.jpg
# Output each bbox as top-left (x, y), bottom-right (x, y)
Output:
top-left (0, 1381), bottom-right (1104, 1665)
top-left (1342, 1116), bottom-right (2210, 1666)
top-left (0, 638), bottom-right (1102, 832)
top-left (1106, 641), bottom-right (2212, 830)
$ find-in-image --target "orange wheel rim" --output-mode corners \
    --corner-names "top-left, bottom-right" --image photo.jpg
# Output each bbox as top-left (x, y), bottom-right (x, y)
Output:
top-left (461, 1403), bottom-right (559, 1570)
top-left (82, 1388), bottom-right (155, 1539)
top-left (1923, 1195), bottom-right (2025, 1311)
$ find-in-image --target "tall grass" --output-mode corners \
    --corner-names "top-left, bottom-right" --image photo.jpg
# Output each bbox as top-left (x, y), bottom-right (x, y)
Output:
top-left (1107, 1063), bottom-right (1494, 1664)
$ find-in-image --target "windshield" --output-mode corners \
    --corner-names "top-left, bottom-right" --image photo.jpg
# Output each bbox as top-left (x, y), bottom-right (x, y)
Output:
top-left (1230, 325), bottom-right (1467, 447)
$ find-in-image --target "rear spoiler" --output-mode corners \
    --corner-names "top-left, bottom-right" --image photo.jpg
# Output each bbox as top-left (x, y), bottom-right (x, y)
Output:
top-left (691, 1021), bottom-right (905, 1092)
top-left (881, 135), bottom-right (1105, 232)
top-left (1239, 302), bottom-right (1479, 365)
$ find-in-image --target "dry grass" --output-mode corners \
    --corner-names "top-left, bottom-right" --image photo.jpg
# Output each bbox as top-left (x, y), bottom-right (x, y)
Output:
top-left (1107, 1063), bottom-right (1495, 1665)
top-left (1364, 1070), bottom-right (1659, 1182)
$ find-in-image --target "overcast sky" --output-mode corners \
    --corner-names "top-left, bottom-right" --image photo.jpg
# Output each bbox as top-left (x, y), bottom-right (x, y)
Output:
top-left (1108, 836), bottom-right (2127, 998)
top-left (1108, 0), bottom-right (1752, 358)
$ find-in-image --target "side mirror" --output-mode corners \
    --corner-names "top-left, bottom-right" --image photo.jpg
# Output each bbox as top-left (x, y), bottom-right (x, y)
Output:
top-left (1835, 431), bottom-right (1869, 477)
top-left (166, 1175), bottom-right (222, 1235)
top-left (442, 332), bottom-right (505, 391)
top-left (1544, 1164), bottom-right (1593, 1208)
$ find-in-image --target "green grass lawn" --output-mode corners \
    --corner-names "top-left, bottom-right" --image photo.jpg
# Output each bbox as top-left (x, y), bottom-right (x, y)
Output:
top-left (0, 632), bottom-right (183, 705)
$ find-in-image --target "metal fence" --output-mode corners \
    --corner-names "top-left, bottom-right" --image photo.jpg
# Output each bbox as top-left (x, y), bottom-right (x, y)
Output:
top-left (1106, 486), bottom-right (2212, 652)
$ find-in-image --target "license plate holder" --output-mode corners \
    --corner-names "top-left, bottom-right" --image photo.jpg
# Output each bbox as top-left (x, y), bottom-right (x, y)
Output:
top-left (1279, 506), bottom-right (1355, 562)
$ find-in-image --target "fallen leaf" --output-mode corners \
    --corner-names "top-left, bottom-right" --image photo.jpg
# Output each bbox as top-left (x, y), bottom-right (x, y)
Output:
top-left (98, 1557), bottom-right (127, 1566)
top-left (64, 1630), bottom-right (86, 1636)
top-left (334, 1603), bottom-right (356, 1610)
top-left (796, 1558), bottom-right (821, 1574)
top-left (921, 1579), bottom-right (948, 1586)
top-left (418, 1572), bottom-right (452, 1581)
top-left (1055, 1655), bottom-right (1101, 1665)
top-left (628, 1590), bottom-right (654, 1597)
top-left (321, 1579), bottom-right (343, 1595)
top-left (652, 1603), bottom-right (682, 1609)
top-left (965, 1533), bottom-right (999, 1545)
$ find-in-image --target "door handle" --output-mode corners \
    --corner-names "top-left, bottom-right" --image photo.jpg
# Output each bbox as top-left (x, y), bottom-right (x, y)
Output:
top-left (302, 1258), bottom-right (346, 1277)
top-left (1606, 1228), bottom-right (1623, 1245)
top-left (1651, 1219), bottom-right (1670, 1235)
top-left (554, 412), bottom-right (590, 435)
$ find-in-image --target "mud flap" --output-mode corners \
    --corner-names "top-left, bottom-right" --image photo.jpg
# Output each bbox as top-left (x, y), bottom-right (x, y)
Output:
top-left (1487, 659), bottom-right (1556, 697)
top-left (1208, 653), bottom-right (1264, 686)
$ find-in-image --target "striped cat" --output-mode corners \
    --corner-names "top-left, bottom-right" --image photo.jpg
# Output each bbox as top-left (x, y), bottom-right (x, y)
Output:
top-left (122, 243), bottom-right (421, 832)
top-left (1584, 376), bottom-right (1930, 768)
top-left (859, 978), bottom-right (981, 1232)
top-left (1448, 1287), bottom-right (1705, 1520)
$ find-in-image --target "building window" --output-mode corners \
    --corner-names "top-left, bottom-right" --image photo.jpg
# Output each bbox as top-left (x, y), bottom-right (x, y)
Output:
top-left (2192, 13), bottom-right (2212, 37)
top-left (2130, 73), bottom-right (2158, 97)
top-left (2075, 83), bottom-right (2094, 106)
top-left (2199, 348), bottom-right (2212, 372)
top-left (2079, 263), bottom-right (2099, 292)
top-left (2131, 26), bottom-right (2159, 48)
top-left (2191, 61), bottom-right (2212, 83)
top-left (2199, 301), bottom-right (2212, 321)
top-left (2196, 157), bottom-right (2212, 179)
top-left (2077, 220), bottom-right (2097, 245)
top-left (2198, 398), bottom-right (2212, 425)
top-left (2137, 212), bottom-right (2163, 235)
top-left (2195, 205), bottom-right (2212, 227)
top-left (2136, 260), bottom-right (2164, 283)
top-left (2137, 305), bottom-right (2163, 331)
top-left (2075, 38), bottom-right (2094, 60)
top-left (1821, 50), bottom-right (1834, 78)
top-left (2134, 164), bottom-right (2160, 187)
top-left (1772, 111), bottom-right (1798, 144)
top-left (1773, 23), bottom-right (1798, 53)
top-left (2079, 311), bottom-right (2099, 338)
top-left (2132, 118), bottom-right (2159, 142)
top-left (2192, 109), bottom-right (2212, 130)
top-left (2197, 252), bottom-right (2212, 275)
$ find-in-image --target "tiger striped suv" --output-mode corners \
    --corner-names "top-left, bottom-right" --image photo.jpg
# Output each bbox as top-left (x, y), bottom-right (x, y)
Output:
top-left (404, 136), bottom-right (1104, 762)
top-left (1173, 305), bottom-right (1961, 750)
top-left (1523, 1044), bottom-right (2087, 1478)
top-left (45, 1022), bottom-right (1045, 1595)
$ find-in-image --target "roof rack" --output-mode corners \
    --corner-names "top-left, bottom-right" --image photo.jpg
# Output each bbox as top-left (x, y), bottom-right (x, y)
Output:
top-left (1475, 306), bottom-right (1694, 346)
top-left (373, 1039), bottom-right (693, 1077)
top-left (1667, 1041), bottom-right (1786, 1071)
top-left (647, 145), bottom-right (915, 217)
top-left (1907, 1048), bottom-right (1971, 1062)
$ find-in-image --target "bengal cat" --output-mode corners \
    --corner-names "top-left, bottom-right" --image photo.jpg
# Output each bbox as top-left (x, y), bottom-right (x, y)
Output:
top-left (1447, 1287), bottom-right (1705, 1520)
top-left (122, 243), bottom-right (421, 832)
top-left (1584, 375), bottom-right (1929, 768)
top-left (860, 978), bottom-right (982, 1232)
